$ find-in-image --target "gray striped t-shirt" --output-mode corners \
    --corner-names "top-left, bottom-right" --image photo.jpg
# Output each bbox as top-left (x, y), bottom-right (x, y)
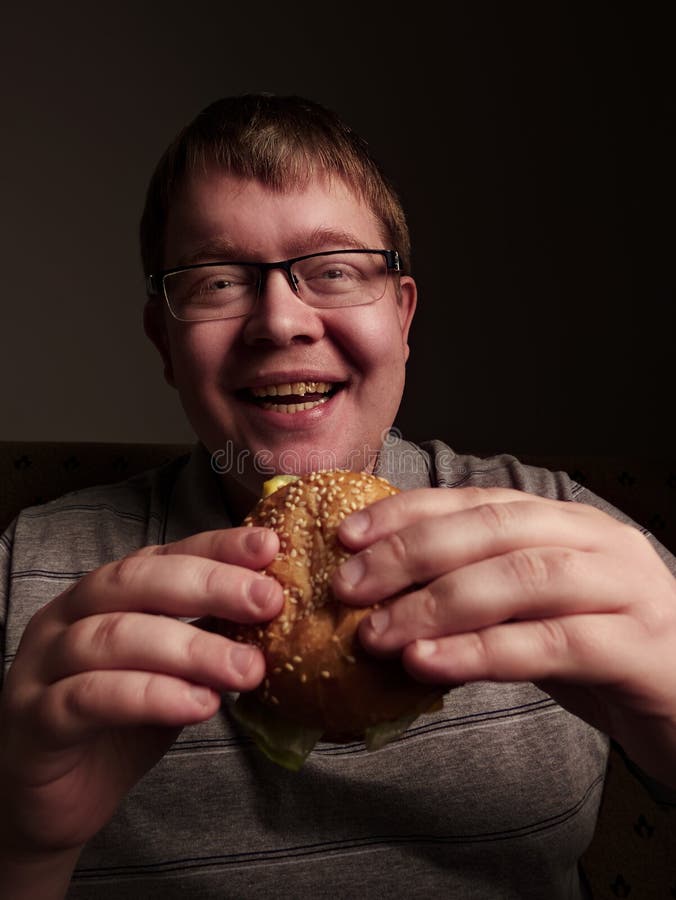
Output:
top-left (2, 438), bottom-right (673, 898)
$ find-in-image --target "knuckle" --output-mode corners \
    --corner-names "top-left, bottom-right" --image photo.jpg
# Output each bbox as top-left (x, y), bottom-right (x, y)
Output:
top-left (203, 561), bottom-right (227, 597)
top-left (108, 552), bottom-right (149, 591)
top-left (476, 500), bottom-right (517, 534)
top-left (63, 671), bottom-right (97, 720)
top-left (460, 486), bottom-right (489, 506)
top-left (534, 618), bottom-right (570, 659)
top-left (467, 630), bottom-right (496, 673)
top-left (384, 530), bottom-right (412, 568)
top-left (137, 673), bottom-right (156, 710)
top-left (133, 543), bottom-right (163, 557)
top-left (505, 547), bottom-right (551, 594)
top-left (182, 628), bottom-right (207, 669)
top-left (88, 612), bottom-right (130, 655)
top-left (418, 585), bottom-right (441, 628)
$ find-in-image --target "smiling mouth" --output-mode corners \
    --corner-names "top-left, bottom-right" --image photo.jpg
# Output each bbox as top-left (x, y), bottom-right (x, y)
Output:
top-left (245, 381), bottom-right (343, 413)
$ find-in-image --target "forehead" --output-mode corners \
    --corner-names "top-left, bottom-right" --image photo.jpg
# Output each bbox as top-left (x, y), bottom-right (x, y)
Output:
top-left (163, 170), bottom-right (386, 267)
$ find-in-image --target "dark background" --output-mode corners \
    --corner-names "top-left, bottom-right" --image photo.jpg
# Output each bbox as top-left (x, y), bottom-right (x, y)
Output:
top-left (2, 2), bottom-right (673, 455)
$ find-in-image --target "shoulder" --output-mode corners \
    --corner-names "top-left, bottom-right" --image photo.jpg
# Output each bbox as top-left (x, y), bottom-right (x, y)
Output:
top-left (420, 439), bottom-right (676, 574)
top-left (7, 454), bottom-right (189, 574)
top-left (420, 440), bottom-right (580, 500)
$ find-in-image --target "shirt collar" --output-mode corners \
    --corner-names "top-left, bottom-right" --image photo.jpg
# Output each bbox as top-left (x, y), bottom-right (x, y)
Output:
top-left (164, 433), bottom-right (437, 543)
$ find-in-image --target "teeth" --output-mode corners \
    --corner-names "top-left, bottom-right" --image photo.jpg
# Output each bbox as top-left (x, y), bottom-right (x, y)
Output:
top-left (259, 397), bottom-right (330, 413)
top-left (250, 381), bottom-right (332, 398)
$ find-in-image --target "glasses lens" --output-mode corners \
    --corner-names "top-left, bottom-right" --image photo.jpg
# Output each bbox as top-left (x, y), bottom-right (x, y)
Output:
top-left (164, 264), bottom-right (258, 321)
top-left (293, 252), bottom-right (389, 307)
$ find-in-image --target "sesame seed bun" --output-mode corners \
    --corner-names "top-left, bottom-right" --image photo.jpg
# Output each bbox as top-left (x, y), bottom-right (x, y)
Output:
top-left (223, 470), bottom-right (444, 743)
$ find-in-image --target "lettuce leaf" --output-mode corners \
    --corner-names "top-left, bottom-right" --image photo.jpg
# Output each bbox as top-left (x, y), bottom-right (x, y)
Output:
top-left (229, 693), bottom-right (322, 771)
top-left (229, 691), bottom-right (445, 770)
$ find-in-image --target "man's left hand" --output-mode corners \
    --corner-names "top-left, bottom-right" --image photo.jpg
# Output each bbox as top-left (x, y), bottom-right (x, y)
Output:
top-left (331, 487), bottom-right (676, 787)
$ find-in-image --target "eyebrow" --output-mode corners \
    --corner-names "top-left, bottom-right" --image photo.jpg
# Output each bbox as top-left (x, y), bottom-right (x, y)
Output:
top-left (177, 227), bottom-right (372, 267)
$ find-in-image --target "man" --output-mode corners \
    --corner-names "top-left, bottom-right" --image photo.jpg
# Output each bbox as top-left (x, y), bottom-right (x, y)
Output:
top-left (1, 94), bottom-right (675, 899)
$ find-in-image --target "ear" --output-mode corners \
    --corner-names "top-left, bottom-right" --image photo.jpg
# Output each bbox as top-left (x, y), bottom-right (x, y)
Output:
top-left (143, 298), bottom-right (176, 387)
top-left (397, 276), bottom-right (417, 362)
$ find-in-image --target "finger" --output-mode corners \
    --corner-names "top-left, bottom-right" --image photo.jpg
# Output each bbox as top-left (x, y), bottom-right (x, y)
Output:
top-left (357, 547), bottom-right (627, 655)
top-left (58, 552), bottom-right (284, 624)
top-left (337, 486), bottom-right (569, 550)
top-left (40, 612), bottom-right (266, 692)
top-left (139, 526), bottom-right (279, 568)
top-left (333, 499), bottom-right (625, 605)
top-left (400, 613), bottom-right (636, 687)
top-left (33, 670), bottom-right (226, 746)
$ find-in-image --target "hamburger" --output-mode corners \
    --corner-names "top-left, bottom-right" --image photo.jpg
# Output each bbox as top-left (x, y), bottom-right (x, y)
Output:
top-left (223, 470), bottom-right (445, 769)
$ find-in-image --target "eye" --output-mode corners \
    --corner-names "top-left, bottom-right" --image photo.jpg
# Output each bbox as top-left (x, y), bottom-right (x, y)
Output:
top-left (189, 267), bottom-right (255, 300)
top-left (300, 258), bottom-right (364, 292)
top-left (205, 276), bottom-right (236, 291)
top-left (318, 266), bottom-right (351, 280)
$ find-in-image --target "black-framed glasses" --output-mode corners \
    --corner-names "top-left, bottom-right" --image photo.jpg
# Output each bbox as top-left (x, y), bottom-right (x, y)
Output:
top-left (146, 249), bottom-right (401, 322)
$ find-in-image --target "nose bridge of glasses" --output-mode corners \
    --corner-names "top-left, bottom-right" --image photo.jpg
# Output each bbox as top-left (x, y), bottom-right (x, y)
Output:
top-left (259, 259), bottom-right (300, 297)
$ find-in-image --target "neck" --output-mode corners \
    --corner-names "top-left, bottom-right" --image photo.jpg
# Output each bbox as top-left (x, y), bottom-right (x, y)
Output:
top-left (217, 473), bottom-right (261, 525)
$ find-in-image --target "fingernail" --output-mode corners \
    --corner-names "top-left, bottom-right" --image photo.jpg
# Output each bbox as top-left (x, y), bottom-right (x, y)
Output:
top-left (339, 554), bottom-right (366, 587)
top-left (369, 608), bottom-right (390, 635)
top-left (342, 509), bottom-right (370, 539)
top-left (191, 686), bottom-right (216, 708)
top-left (245, 529), bottom-right (268, 554)
top-left (250, 577), bottom-right (275, 610)
top-left (230, 644), bottom-right (256, 677)
top-left (415, 639), bottom-right (438, 658)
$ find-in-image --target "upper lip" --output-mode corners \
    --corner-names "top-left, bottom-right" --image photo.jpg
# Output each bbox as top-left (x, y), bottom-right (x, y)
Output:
top-left (238, 371), bottom-right (349, 391)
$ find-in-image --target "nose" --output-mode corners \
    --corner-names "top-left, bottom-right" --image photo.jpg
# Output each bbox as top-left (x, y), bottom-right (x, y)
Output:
top-left (242, 269), bottom-right (324, 347)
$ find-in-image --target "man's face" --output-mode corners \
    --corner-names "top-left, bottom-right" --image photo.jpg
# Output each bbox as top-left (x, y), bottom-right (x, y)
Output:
top-left (146, 170), bottom-right (416, 499)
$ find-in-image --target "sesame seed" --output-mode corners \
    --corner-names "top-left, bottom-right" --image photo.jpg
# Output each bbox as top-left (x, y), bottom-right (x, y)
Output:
top-left (320, 670), bottom-right (331, 679)
top-left (284, 662), bottom-right (294, 672)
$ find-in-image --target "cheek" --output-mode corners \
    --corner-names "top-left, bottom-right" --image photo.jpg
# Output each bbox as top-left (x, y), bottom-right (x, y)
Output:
top-left (337, 307), bottom-right (407, 371)
top-left (166, 324), bottom-right (232, 387)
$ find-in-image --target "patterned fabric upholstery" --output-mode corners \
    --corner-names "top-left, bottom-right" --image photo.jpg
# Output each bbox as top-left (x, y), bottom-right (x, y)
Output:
top-left (1, 441), bottom-right (675, 897)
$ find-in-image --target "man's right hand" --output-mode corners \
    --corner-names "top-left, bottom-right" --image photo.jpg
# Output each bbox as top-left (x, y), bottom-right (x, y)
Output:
top-left (0, 526), bottom-right (282, 886)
